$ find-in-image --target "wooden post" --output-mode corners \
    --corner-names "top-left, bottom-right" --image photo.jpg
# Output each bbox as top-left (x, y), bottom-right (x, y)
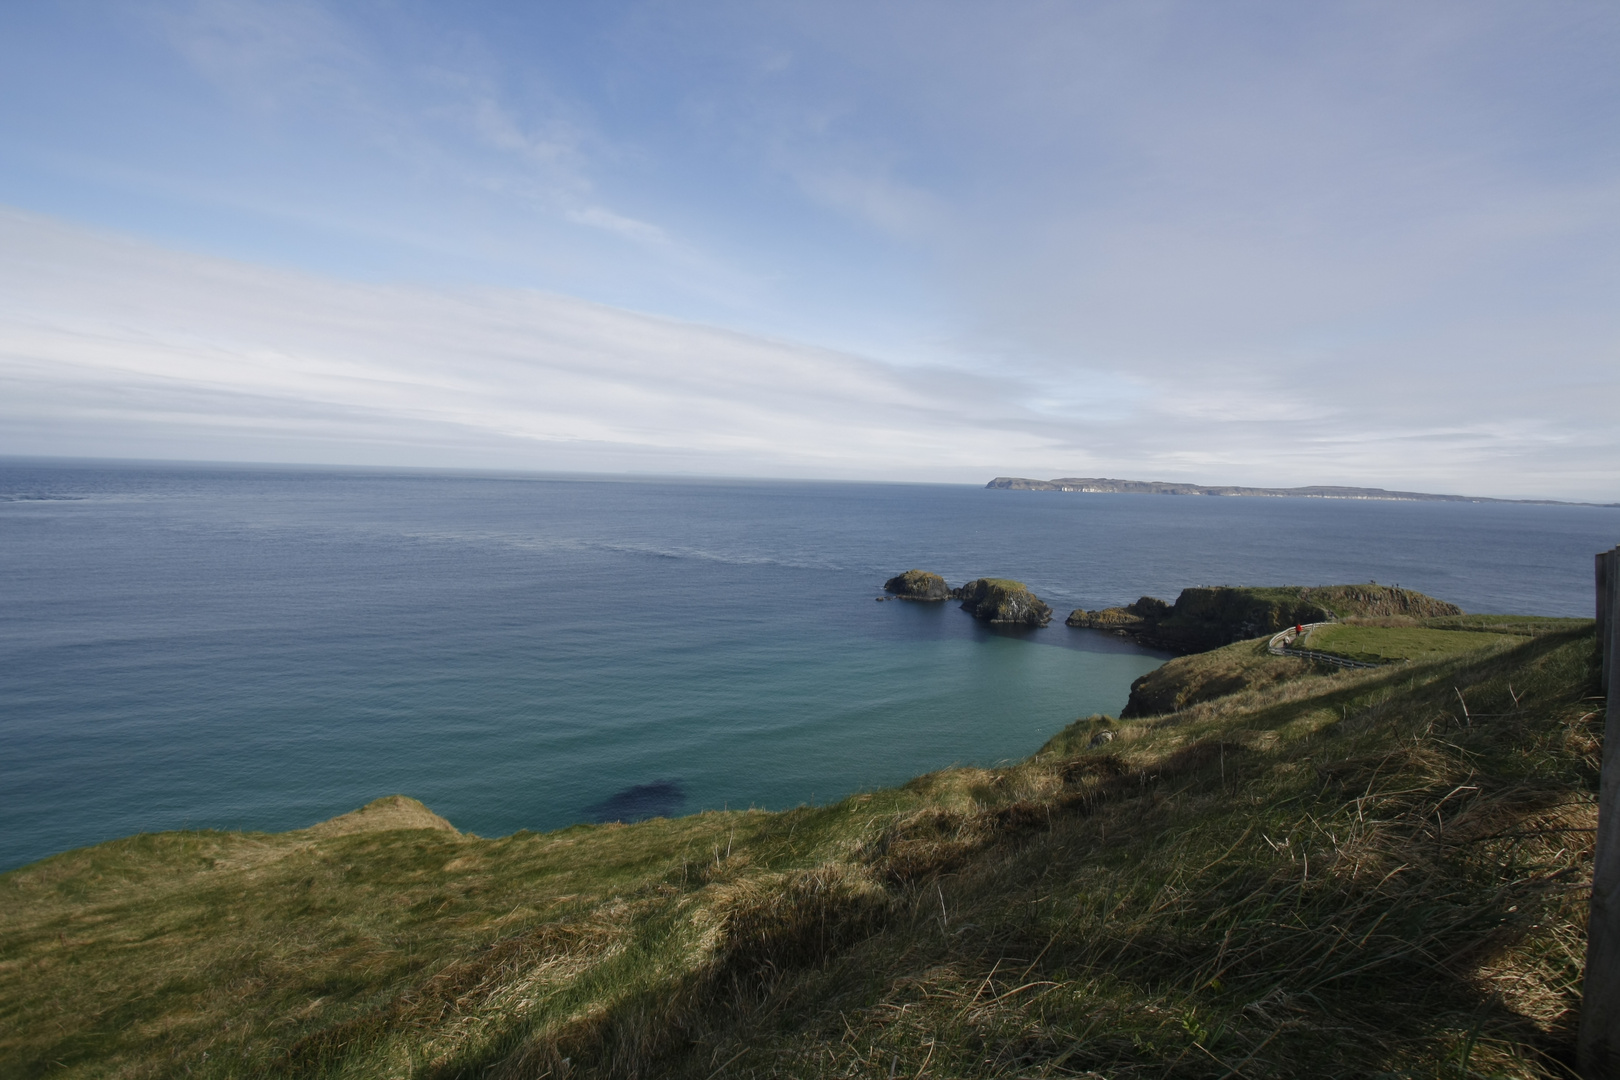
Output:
top-left (1601, 550), bottom-right (1613, 694)
top-left (1583, 546), bottom-right (1620, 1077)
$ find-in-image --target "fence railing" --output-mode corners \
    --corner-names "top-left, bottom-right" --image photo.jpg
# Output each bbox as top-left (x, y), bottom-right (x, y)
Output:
top-left (1266, 622), bottom-right (1383, 669)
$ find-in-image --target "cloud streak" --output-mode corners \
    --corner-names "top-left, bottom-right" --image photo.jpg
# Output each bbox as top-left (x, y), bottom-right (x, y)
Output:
top-left (0, 212), bottom-right (1063, 476)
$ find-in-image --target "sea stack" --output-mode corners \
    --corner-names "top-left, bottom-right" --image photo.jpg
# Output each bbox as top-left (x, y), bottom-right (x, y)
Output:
top-left (953, 578), bottom-right (1053, 626)
top-left (882, 569), bottom-right (952, 601)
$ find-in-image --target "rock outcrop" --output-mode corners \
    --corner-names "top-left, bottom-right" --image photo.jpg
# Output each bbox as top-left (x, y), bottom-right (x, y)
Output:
top-left (1120, 642), bottom-right (1309, 717)
top-left (953, 578), bottom-right (1053, 626)
top-left (882, 569), bottom-right (952, 601)
top-left (1067, 584), bottom-right (1462, 655)
top-left (1067, 596), bottom-right (1171, 633)
top-left (1296, 584), bottom-right (1463, 621)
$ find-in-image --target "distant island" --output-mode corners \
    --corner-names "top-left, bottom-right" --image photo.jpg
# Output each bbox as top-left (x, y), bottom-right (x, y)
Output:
top-left (986, 476), bottom-right (1617, 506)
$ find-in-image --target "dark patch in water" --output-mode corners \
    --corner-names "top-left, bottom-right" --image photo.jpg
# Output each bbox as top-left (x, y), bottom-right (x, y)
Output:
top-left (586, 780), bottom-right (685, 823)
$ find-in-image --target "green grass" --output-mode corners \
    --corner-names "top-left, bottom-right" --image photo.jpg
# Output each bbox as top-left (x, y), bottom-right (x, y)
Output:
top-left (1305, 624), bottom-right (1514, 664)
top-left (1423, 614), bottom-right (1594, 636)
top-left (0, 624), bottom-right (1603, 1078)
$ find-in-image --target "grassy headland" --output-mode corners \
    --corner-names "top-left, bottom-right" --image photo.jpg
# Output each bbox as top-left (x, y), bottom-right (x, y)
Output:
top-left (0, 618), bottom-right (1602, 1078)
top-left (1067, 583), bottom-right (1465, 654)
top-left (1122, 612), bottom-right (1592, 717)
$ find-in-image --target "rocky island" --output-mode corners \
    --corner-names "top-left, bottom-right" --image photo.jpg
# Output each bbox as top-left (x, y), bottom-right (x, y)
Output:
top-left (953, 577), bottom-right (1053, 626)
top-left (881, 569), bottom-right (952, 600)
top-left (881, 570), bottom-right (1053, 625)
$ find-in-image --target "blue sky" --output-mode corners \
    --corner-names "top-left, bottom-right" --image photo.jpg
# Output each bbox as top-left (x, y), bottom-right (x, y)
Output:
top-left (1, 1), bottom-right (1616, 497)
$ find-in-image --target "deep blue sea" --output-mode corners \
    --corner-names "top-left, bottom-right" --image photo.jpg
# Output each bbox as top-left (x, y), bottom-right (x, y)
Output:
top-left (2, 461), bottom-right (1615, 872)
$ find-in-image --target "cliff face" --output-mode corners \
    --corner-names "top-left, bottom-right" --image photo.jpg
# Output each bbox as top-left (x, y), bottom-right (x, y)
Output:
top-left (1067, 584), bottom-right (1462, 655)
top-left (1153, 588), bottom-right (1335, 652)
top-left (953, 578), bottom-right (1053, 626)
top-left (882, 569), bottom-right (952, 601)
top-left (1296, 584), bottom-right (1462, 620)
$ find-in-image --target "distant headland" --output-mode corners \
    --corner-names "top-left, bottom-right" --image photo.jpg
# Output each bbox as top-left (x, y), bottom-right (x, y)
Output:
top-left (986, 476), bottom-right (1618, 507)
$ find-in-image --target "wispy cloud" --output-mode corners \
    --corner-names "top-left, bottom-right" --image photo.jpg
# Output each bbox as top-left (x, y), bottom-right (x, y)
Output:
top-left (153, 0), bottom-right (368, 114)
top-left (566, 205), bottom-right (669, 244)
top-left (148, 0), bottom-right (681, 256)
top-left (0, 212), bottom-right (1055, 476)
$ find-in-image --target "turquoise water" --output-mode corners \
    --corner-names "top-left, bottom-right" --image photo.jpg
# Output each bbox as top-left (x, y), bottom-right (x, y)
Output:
top-left (2, 461), bottom-right (1615, 871)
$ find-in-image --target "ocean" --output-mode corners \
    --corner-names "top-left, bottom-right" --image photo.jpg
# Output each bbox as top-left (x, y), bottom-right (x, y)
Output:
top-left (2, 460), bottom-right (1615, 872)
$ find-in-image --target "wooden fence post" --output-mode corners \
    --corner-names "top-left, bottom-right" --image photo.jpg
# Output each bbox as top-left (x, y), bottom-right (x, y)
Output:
top-left (1582, 546), bottom-right (1620, 1077)
top-left (1601, 550), bottom-right (1612, 693)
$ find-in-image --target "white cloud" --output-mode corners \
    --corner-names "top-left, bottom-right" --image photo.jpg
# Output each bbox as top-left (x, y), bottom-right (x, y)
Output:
top-left (0, 212), bottom-right (1061, 477)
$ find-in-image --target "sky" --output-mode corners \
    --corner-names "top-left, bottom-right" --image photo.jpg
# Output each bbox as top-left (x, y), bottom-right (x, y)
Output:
top-left (0, 1), bottom-right (1616, 497)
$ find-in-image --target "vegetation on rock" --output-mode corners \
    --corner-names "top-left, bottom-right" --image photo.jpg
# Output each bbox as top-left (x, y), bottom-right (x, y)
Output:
top-left (882, 569), bottom-right (952, 601)
top-left (1298, 584), bottom-right (1467, 620)
top-left (953, 578), bottom-right (1053, 626)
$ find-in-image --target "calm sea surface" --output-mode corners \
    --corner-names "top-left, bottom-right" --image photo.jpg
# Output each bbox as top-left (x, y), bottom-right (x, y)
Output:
top-left (2, 461), bottom-right (1615, 871)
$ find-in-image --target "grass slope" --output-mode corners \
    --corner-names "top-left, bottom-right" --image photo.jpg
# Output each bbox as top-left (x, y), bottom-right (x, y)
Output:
top-left (1123, 615), bottom-right (1592, 717)
top-left (0, 624), bottom-right (1603, 1079)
